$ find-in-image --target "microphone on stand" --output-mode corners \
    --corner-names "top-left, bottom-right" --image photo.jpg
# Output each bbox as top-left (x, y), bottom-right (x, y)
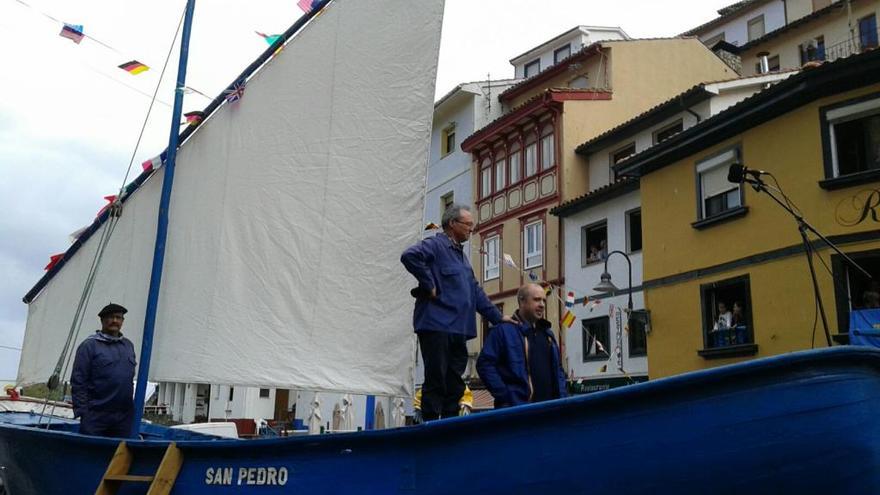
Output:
top-left (727, 162), bottom-right (767, 185)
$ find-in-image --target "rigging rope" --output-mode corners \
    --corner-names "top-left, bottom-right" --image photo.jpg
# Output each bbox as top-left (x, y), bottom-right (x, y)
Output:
top-left (33, 4), bottom-right (186, 428)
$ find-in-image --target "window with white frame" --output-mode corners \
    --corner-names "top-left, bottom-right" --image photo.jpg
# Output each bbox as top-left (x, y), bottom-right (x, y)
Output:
top-left (525, 136), bottom-right (538, 177)
top-left (480, 158), bottom-right (492, 198)
top-left (494, 153), bottom-right (506, 191)
top-left (509, 144), bottom-right (521, 184)
top-left (822, 94), bottom-right (880, 179)
top-left (653, 120), bottom-right (683, 145)
top-left (696, 147), bottom-right (742, 219)
top-left (747, 15), bottom-right (765, 41)
top-left (540, 131), bottom-right (555, 170)
top-left (483, 236), bottom-right (500, 281)
top-left (523, 221), bottom-right (543, 269)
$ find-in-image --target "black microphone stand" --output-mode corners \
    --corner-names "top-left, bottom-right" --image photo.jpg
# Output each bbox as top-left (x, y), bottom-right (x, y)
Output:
top-left (744, 176), bottom-right (871, 347)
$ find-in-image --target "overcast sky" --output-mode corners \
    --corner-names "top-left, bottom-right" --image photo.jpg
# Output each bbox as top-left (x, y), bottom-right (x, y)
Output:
top-left (0, 0), bottom-right (733, 381)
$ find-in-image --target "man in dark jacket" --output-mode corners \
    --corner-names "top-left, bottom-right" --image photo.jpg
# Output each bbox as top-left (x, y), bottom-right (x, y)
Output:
top-left (401, 204), bottom-right (513, 421)
top-left (477, 283), bottom-right (568, 408)
top-left (71, 303), bottom-right (137, 437)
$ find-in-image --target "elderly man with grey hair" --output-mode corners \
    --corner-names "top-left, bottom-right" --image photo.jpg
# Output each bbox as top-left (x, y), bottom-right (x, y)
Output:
top-left (401, 203), bottom-right (514, 421)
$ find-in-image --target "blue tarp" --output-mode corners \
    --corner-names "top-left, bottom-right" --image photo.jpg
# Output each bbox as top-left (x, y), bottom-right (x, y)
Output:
top-left (850, 309), bottom-right (880, 348)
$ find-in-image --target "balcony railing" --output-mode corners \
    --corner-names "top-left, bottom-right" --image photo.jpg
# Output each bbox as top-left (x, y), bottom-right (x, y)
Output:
top-left (821, 29), bottom-right (880, 63)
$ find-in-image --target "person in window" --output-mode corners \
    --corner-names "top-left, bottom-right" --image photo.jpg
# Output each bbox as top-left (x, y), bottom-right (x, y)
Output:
top-left (713, 301), bottom-right (733, 330)
top-left (477, 283), bottom-right (568, 408)
top-left (588, 245), bottom-right (600, 263)
top-left (731, 301), bottom-right (745, 327)
top-left (71, 303), bottom-right (137, 437)
top-left (401, 204), bottom-right (514, 421)
top-left (599, 240), bottom-right (608, 260)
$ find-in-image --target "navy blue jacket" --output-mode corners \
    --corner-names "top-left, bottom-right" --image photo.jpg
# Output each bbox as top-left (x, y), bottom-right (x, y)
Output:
top-left (71, 331), bottom-right (137, 418)
top-left (477, 317), bottom-right (568, 408)
top-left (401, 233), bottom-right (502, 338)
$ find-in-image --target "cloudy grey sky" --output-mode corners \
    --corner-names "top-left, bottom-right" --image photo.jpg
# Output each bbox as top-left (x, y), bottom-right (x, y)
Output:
top-left (0, 0), bottom-right (731, 381)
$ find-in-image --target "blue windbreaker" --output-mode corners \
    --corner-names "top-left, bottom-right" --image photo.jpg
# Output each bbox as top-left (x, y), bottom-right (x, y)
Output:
top-left (70, 331), bottom-right (137, 418)
top-left (477, 317), bottom-right (568, 407)
top-left (400, 232), bottom-right (502, 338)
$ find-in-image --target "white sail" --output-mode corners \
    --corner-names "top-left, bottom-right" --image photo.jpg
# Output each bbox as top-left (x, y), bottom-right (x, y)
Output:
top-left (18, 0), bottom-right (444, 397)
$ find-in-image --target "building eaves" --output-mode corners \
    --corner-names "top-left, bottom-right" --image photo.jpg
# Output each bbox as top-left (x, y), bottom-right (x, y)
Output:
top-left (575, 84), bottom-right (712, 156)
top-left (508, 25), bottom-right (628, 65)
top-left (612, 48), bottom-right (880, 179)
top-left (500, 42), bottom-right (605, 103)
top-left (461, 88), bottom-right (612, 153)
top-left (500, 37), bottom-right (689, 104)
top-left (681, 0), bottom-right (773, 36)
top-left (434, 78), bottom-right (520, 110)
top-left (549, 178), bottom-right (640, 218)
top-left (737, 0), bottom-right (851, 52)
top-left (23, 0), bottom-right (333, 304)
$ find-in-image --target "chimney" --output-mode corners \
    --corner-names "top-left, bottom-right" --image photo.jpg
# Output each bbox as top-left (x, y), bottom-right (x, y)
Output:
top-left (757, 51), bottom-right (770, 74)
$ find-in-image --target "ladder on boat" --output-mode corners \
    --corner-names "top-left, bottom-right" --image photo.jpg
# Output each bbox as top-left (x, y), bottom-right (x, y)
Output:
top-left (95, 441), bottom-right (183, 495)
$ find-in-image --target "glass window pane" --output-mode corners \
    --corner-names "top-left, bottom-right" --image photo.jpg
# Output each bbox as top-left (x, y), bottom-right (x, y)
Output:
top-left (541, 134), bottom-right (555, 169)
top-left (509, 151), bottom-right (521, 183)
top-left (525, 143), bottom-right (537, 176)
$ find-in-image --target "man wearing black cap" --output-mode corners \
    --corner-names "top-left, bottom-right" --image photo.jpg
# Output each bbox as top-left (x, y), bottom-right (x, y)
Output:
top-left (70, 303), bottom-right (137, 437)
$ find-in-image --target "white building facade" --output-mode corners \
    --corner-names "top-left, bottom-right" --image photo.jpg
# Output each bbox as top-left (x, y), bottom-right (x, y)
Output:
top-left (508, 25), bottom-right (629, 79)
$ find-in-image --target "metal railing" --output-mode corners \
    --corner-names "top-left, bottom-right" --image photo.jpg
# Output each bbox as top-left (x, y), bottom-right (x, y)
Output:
top-left (817, 28), bottom-right (880, 63)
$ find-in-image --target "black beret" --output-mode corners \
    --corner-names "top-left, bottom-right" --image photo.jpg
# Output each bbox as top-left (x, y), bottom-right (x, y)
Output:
top-left (98, 303), bottom-right (128, 317)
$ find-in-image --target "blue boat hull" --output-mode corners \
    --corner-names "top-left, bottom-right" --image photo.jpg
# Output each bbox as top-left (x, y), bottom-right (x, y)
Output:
top-left (2, 347), bottom-right (880, 494)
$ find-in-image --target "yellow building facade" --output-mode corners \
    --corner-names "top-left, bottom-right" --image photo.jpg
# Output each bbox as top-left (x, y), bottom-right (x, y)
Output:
top-left (617, 49), bottom-right (880, 378)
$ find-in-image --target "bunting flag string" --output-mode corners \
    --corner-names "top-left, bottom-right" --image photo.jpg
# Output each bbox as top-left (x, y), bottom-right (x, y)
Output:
top-left (224, 80), bottom-right (246, 103)
top-left (118, 60), bottom-right (150, 75)
top-left (44, 253), bottom-right (64, 271)
top-left (59, 23), bottom-right (84, 44)
top-left (255, 31), bottom-right (282, 45)
top-left (141, 151), bottom-right (167, 173)
top-left (11, 0), bottom-right (212, 98)
top-left (183, 111), bottom-right (205, 126)
top-left (297, 0), bottom-right (321, 13)
top-left (499, 251), bottom-right (618, 354)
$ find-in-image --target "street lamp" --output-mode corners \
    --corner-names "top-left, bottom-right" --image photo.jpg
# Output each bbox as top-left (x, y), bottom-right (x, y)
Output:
top-left (593, 250), bottom-right (633, 316)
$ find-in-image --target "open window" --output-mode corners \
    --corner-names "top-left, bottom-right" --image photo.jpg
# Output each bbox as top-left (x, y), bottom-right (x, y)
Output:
top-left (582, 221), bottom-right (608, 266)
top-left (628, 310), bottom-right (648, 357)
top-left (582, 316), bottom-right (610, 362)
top-left (441, 125), bottom-right (456, 157)
top-left (653, 120), bottom-right (683, 145)
top-left (832, 248), bottom-right (880, 336)
top-left (821, 94), bottom-right (880, 183)
top-left (694, 146), bottom-right (745, 225)
top-left (610, 142), bottom-right (636, 182)
top-left (698, 274), bottom-right (757, 358)
top-left (626, 209), bottom-right (642, 253)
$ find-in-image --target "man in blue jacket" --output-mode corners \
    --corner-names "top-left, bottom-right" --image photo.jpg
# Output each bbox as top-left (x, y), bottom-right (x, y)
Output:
top-left (71, 303), bottom-right (137, 437)
top-left (401, 204), bottom-right (513, 421)
top-left (477, 283), bottom-right (568, 408)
